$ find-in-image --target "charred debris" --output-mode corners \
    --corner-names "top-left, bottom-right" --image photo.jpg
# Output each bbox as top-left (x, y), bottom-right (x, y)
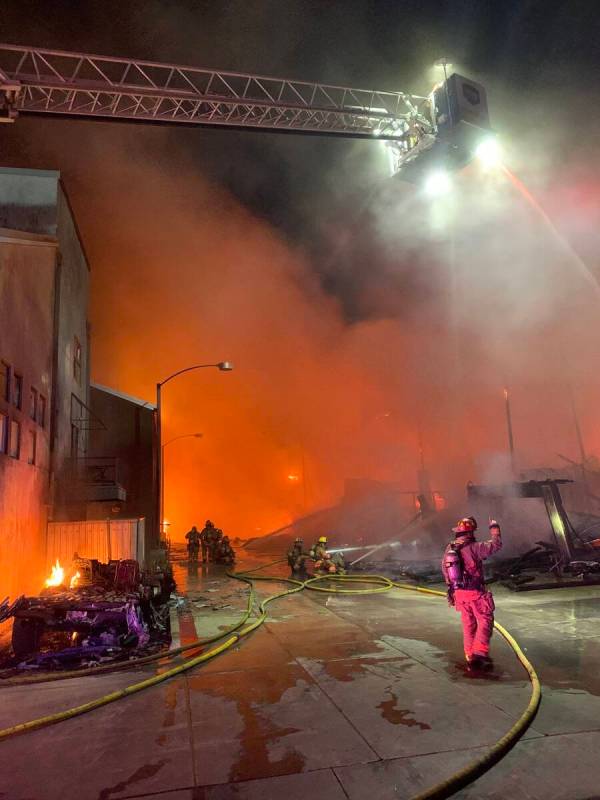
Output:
top-left (346, 480), bottom-right (600, 591)
top-left (0, 555), bottom-right (175, 671)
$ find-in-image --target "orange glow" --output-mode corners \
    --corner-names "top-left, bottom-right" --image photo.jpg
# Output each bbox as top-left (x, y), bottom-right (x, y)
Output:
top-left (44, 135), bottom-right (600, 544)
top-left (69, 571), bottom-right (81, 590)
top-left (287, 474), bottom-right (300, 482)
top-left (433, 493), bottom-right (447, 511)
top-left (45, 559), bottom-right (65, 588)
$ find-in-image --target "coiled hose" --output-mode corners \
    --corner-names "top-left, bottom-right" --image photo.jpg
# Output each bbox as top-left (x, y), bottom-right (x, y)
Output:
top-left (0, 568), bottom-right (541, 800)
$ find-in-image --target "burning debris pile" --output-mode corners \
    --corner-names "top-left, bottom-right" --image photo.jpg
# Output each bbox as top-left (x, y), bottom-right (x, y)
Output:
top-left (0, 555), bottom-right (175, 670)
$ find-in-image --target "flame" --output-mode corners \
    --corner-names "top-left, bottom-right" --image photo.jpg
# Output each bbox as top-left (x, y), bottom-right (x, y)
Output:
top-left (44, 559), bottom-right (65, 588)
top-left (69, 571), bottom-right (81, 590)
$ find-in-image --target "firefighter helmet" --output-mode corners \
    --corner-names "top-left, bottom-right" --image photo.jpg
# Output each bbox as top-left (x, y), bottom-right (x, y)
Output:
top-left (318, 536), bottom-right (328, 544)
top-left (452, 517), bottom-right (477, 534)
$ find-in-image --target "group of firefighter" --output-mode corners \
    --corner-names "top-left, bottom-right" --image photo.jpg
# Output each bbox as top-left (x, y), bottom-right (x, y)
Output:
top-left (187, 513), bottom-right (504, 671)
top-left (286, 535), bottom-right (346, 577)
top-left (289, 516), bottom-right (503, 671)
top-left (185, 520), bottom-right (236, 566)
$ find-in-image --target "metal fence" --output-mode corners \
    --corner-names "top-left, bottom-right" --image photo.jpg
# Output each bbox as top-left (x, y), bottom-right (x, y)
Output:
top-left (46, 518), bottom-right (145, 567)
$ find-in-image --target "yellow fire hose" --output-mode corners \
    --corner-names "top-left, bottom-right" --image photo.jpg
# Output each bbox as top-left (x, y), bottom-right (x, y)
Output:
top-left (0, 568), bottom-right (541, 800)
top-left (305, 575), bottom-right (542, 800)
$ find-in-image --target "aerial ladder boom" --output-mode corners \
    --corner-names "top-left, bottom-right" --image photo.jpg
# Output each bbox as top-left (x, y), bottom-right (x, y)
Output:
top-left (0, 44), bottom-right (492, 181)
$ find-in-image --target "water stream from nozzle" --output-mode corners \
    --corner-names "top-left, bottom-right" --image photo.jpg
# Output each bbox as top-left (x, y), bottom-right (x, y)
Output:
top-left (502, 165), bottom-right (600, 298)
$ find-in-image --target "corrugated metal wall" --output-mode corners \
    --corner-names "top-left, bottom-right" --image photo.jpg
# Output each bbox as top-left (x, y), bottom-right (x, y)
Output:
top-left (46, 518), bottom-right (145, 567)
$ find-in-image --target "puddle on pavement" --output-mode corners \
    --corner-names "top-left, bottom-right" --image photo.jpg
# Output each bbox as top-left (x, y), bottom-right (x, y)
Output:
top-left (188, 666), bottom-right (308, 782)
top-left (99, 761), bottom-right (168, 800)
top-left (229, 703), bottom-right (306, 783)
top-left (520, 636), bottom-right (600, 695)
top-left (156, 682), bottom-right (180, 744)
top-left (376, 690), bottom-right (431, 730)
top-left (453, 662), bottom-right (502, 682)
top-left (320, 653), bottom-right (413, 683)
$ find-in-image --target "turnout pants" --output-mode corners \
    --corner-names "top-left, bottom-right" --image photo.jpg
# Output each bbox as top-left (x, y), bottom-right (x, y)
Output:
top-left (454, 589), bottom-right (495, 658)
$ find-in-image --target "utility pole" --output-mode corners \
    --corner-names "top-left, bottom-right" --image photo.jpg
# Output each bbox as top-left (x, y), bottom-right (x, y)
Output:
top-left (503, 386), bottom-right (516, 474)
top-left (416, 424), bottom-right (432, 509)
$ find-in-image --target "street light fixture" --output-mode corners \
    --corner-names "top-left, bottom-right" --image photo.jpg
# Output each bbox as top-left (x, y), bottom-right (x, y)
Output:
top-left (162, 432), bottom-right (203, 450)
top-left (155, 362), bottom-right (233, 543)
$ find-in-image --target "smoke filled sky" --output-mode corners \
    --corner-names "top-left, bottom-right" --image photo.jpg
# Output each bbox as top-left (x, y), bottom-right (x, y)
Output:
top-left (2, 1), bottom-right (600, 537)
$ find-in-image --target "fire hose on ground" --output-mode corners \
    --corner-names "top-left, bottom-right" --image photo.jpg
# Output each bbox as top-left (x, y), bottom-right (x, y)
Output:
top-left (0, 567), bottom-right (541, 800)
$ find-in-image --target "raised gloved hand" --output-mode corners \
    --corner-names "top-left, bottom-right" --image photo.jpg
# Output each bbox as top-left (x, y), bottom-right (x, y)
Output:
top-left (489, 518), bottom-right (501, 532)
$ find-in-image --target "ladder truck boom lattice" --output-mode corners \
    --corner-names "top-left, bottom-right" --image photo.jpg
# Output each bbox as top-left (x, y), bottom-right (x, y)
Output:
top-left (0, 44), bottom-right (493, 183)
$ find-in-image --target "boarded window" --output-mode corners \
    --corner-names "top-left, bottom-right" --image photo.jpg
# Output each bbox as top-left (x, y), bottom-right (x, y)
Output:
top-left (9, 419), bottom-right (20, 458)
top-left (28, 429), bottom-right (37, 465)
top-left (38, 395), bottom-right (47, 428)
top-left (0, 412), bottom-right (8, 453)
top-left (0, 361), bottom-right (10, 402)
top-left (13, 374), bottom-right (23, 409)
top-left (30, 387), bottom-right (38, 420)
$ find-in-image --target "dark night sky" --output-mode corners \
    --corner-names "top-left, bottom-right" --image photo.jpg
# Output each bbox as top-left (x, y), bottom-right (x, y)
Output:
top-left (1, 0), bottom-right (599, 319)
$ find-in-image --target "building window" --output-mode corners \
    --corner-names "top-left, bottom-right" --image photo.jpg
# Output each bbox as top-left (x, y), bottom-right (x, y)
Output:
top-left (73, 337), bottom-right (82, 384)
top-left (0, 412), bottom-right (7, 453)
top-left (13, 374), bottom-right (23, 409)
top-left (38, 395), bottom-right (47, 428)
top-left (27, 429), bottom-right (37, 465)
top-left (30, 387), bottom-right (38, 420)
top-left (0, 361), bottom-right (10, 402)
top-left (70, 423), bottom-right (79, 457)
top-left (9, 419), bottom-right (20, 459)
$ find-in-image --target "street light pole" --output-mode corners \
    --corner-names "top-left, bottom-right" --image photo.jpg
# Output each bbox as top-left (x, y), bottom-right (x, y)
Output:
top-left (155, 361), bottom-right (232, 544)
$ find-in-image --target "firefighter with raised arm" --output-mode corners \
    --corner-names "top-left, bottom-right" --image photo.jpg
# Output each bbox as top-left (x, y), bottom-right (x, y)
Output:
top-left (442, 516), bottom-right (502, 668)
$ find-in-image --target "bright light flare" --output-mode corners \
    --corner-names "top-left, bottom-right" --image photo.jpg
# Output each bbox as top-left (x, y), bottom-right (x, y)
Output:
top-left (45, 559), bottom-right (65, 588)
top-left (475, 136), bottom-right (502, 168)
top-left (287, 474), bottom-right (300, 482)
top-left (424, 170), bottom-right (451, 197)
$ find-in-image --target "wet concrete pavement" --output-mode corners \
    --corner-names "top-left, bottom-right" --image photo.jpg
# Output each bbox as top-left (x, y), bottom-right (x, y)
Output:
top-left (1, 553), bottom-right (600, 799)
